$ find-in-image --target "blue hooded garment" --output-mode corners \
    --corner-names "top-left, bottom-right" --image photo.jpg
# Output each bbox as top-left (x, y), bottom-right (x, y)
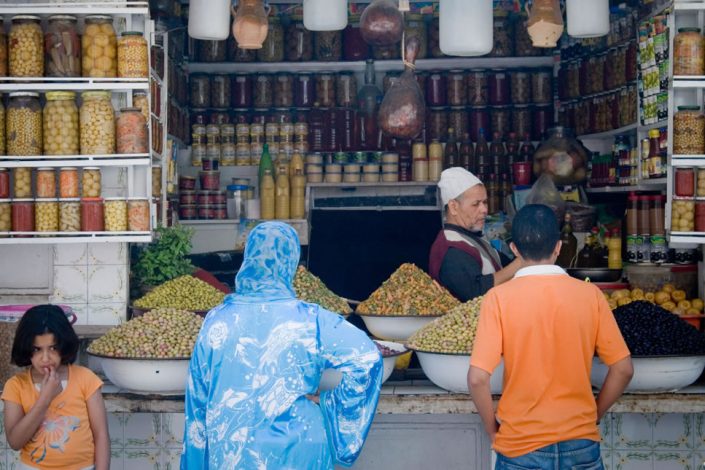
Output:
top-left (181, 222), bottom-right (383, 469)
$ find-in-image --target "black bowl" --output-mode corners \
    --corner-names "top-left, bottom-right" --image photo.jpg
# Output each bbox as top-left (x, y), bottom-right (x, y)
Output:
top-left (566, 268), bottom-right (623, 283)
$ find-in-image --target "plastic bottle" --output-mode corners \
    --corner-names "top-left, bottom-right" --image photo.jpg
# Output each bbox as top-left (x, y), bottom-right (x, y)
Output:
top-left (475, 128), bottom-right (490, 177)
top-left (289, 152), bottom-right (305, 179)
top-left (258, 143), bottom-right (274, 186)
top-left (290, 168), bottom-right (306, 219)
top-left (443, 127), bottom-right (458, 169)
top-left (607, 228), bottom-right (622, 269)
top-left (490, 131), bottom-right (506, 175)
top-left (357, 59), bottom-right (383, 151)
top-left (557, 213), bottom-right (578, 268)
top-left (459, 132), bottom-right (474, 172)
top-left (275, 166), bottom-right (290, 219)
top-left (260, 168), bottom-right (275, 220)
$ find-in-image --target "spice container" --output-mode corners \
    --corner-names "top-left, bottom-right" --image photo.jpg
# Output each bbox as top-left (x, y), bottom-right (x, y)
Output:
top-left (43, 91), bottom-right (78, 156)
top-left (490, 13), bottom-right (513, 57)
top-left (698, 169), bottom-right (705, 197)
top-left (117, 32), bottom-right (148, 78)
top-left (426, 72), bottom-right (447, 107)
top-left (45, 15), bottom-right (80, 77)
top-left (469, 106), bottom-right (490, 142)
top-left (512, 105), bottom-right (532, 139)
top-left (190, 74), bottom-right (210, 108)
top-left (336, 72), bottom-right (357, 107)
top-left (81, 167), bottom-right (102, 197)
top-left (511, 71), bottom-right (531, 104)
top-left (232, 73), bottom-right (252, 108)
top-left (35, 198), bottom-right (59, 232)
top-left (82, 15), bottom-right (117, 78)
top-left (0, 199), bottom-right (10, 232)
top-left (488, 69), bottom-right (509, 105)
top-left (314, 30), bottom-right (342, 61)
top-left (197, 39), bottom-right (227, 62)
top-left (674, 27), bottom-right (705, 76)
top-left (7, 92), bottom-right (41, 156)
top-left (532, 69), bottom-right (552, 104)
top-left (316, 73), bottom-right (336, 108)
top-left (127, 198), bottom-right (149, 231)
top-left (343, 15), bottom-right (368, 61)
top-left (0, 17), bottom-right (7, 77)
top-left (13, 168), bottom-right (31, 198)
top-left (271, 73), bottom-right (293, 108)
top-left (36, 168), bottom-right (56, 198)
top-left (294, 73), bottom-right (315, 107)
top-left (674, 106), bottom-right (705, 155)
top-left (116, 107), bottom-right (148, 154)
top-left (59, 198), bottom-right (80, 232)
top-left (0, 169), bottom-right (8, 199)
top-left (447, 70), bottom-right (467, 106)
top-left (104, 198), bottom-right (127, 231)
top-left (427, 107), bottom-right (448, 142)
top-left (404, 13), bottom-right (428, 59)
top-left (80, 91), bottom-right (115, 155)
top-left (467, 69), bottom-right (488, 106)
top-left (11, 199), bottom-right (34, 233)
top-left (258, 17), bottom-right (284, 62)
top-left (199, 170), bottom-right (220, 190)
top-left (676, 168), bottom-right (696, 197)
top-left (490, 106), bottom-right (511, 138)
top-left (254, 74), bottom-right (273, 108)
top-left (448, 107), bottom-right (469, 138)
top-left (286, 16), bottom-right (313, 62)
top-left (210, 74), bottom-right (231, 109)
top-left (9, 15), bottom-right (43, 77)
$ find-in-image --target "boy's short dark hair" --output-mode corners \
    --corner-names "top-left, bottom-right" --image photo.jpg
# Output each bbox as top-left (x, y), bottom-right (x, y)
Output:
top-left (511, 204), bottom-right (560, 262)
top-left (11, 304), bottom-right (79, 367)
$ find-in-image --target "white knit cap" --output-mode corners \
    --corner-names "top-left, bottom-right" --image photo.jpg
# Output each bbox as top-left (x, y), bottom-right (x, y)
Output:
top-left (438, 167), bottom-right (483, 206)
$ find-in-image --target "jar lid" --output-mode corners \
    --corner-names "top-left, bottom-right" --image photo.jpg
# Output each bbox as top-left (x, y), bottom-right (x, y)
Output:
top-left (46, 91), bottom-right (77, 101)
top-left (133, 90), bottom-right (147, 96)
top-left (678, 27), bottom-right (701, 33)
top-left (83, 166), bottom-right (101, 171)
top-left (677, 105), bottom-right (701, 111)
top-left (48, 15), bottom-right (77, 21)
top-left (226, 185), bottom-right (248, 191)
top-left (81, 91), bottom-right (111, 99)
top-left (180, 175), bottom-right (197, 180)
top-left (11, 198), bottom-right (34, 202)
top-left (673, 196), bottom-right (695, 201)
top-left (121, 31), bottom-right (143, 37)
top-left (9, 92), bottom-right (39, 98)
top-left (199, 170), bottom-right (220, 174)
top-left (103, 197), bottom-right (127, 201)
top-left (85, 15), bottom-right (113, 21)
top-left (120, 107), bottom-right (142, 113)
top-left (81, 197), bottom-right (104, 202)
top-left (12, 15), bottom-right (41, 21)
top-left (59, 198), bottom-right (81, 202)
top-left (35, 198), bottom-right (59, 202)
top-left (37, 167), bottom-right (54, 171)
top-left (126, 196), bottom-right (149, 201)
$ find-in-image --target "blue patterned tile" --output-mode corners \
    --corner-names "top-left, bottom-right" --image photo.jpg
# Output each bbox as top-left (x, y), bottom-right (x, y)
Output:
top-left (161, 413), bottom-right (184, 449)
top-left (123, 448), bottom-right (161, 469)
top-left (6, 450), bottom-right (19, 470)
top-left (124, 413), bottom-right (160, 448)
top-left (108, 412), bottom-right (126, 451)
top-left (601, 413), bottom-right (614, 450)
top-left (601, 450), bottom-right (614, 470)
top-left (160, 447), bottom-right (182, 470)
top-left (654, 414), bottom-right (694, 450)
top-left (614, 413), bottom-right (654, 450)
top-left (614, 451), bottom-right (653, 470)
top-left (653, 451), bottom-right (695, 470)
top-left (693, 414), bottom-right (705, 450)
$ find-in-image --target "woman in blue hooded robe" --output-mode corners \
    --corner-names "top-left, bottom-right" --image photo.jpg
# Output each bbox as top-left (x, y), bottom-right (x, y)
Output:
top-left (181, 221), bottom-right (383, 469)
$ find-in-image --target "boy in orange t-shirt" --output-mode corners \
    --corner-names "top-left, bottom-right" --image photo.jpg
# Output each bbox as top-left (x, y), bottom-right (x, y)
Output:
top-left (469, 204), bottom-right (633, 470)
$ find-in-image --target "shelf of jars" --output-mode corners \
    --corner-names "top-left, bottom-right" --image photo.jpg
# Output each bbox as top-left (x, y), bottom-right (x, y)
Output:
top-left (577, 123), bottom-right (638, 140)
top-left (673, 77), bottom-right (705, 88)
top-left (671, 156), bottom-right (705, 166)
top-left (0, 155), bottom-right (150, 168)
top-left (0, 79), bottom-right (149, 92)
top-left (584, 179), bottom-right (667, 193)
top-left (639, 119), bottom-right (669, 132)
top-left (185, 56), bottom-right (555, 75)
top-left (0, 3), bottom-right (150, 17)
top-left (0, 231), bottom-right (151, 244)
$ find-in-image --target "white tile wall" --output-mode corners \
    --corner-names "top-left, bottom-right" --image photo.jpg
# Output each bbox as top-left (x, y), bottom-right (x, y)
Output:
top-left (87, 303), bottom-right (127, 326)
top-left (88, 243), bottom-right (127, 266)
top-left (51, 266), bottom-right (88, 303)
top-left (87, 265), bottom-right (127, 303)
top-left (53, 244), bottom-right (88, 266)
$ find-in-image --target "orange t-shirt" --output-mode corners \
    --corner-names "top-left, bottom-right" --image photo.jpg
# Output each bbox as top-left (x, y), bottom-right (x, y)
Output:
top-left (470, 268), bottom-right (630, 458)
top-left (1, 364), bottom-right (103, 469)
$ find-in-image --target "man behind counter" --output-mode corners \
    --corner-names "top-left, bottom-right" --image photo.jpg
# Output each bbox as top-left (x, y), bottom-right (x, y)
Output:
top-left (429, 168), bottom-right (523, 301)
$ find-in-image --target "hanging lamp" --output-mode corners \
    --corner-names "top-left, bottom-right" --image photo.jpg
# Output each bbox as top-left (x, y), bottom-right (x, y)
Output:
top-left (303, 0), bottom-right (348, 31)
top-left (188, 0), bottom-right (231, 40)
top-left (231, 0), bottom-right (270, 49)
top-left (526, 0), bottom-right (564, 48)
top-left (439, 0), bottom-right (493, 56)
top-left (566, 0), bottom-right (610, 38)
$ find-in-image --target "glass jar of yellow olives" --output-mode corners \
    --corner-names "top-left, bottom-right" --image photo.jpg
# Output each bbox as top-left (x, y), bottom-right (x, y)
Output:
top-left (44, 91), bottom-right (79, 156)
top-left (82, 15), bottom-right (117, 78)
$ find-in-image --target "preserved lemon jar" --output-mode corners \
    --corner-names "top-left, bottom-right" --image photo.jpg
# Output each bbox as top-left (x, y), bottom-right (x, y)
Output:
top-left (674, 27), bottom-right (705, 76)
top-left (45, 15), bottom-right (81, 77)
top-left (116, 107), bottom-right (148, 154)
top-left (9, 15), bottom-right (43, 77)
top-left (44, 91), bottom-right (79, 156)
top-left (81, 167), bottom-right (102, 197)
top-left (82, 15), bottom-right (117, 78)
top-left (104, 198), bottom-right (127, 231)
top-left (127, 198), bottom-right (149, 231)
top-left (13, 167), bottom-right (31, 198)
top-left (59, 198), bottom-right (81, 232)
top-left (59, 167), bottom-right (79, 198)
top-left (35, 198), bottom-right (59, 232)
top-left (7, 92), bottom-right (42, 156)
top-left (0, 17), bottom-right (7, 77)
top-left (80, 91), bottom-right (115, 155)
top-left (674, 106), bottom-right (705, 155)
top-left (117, 31), bottom-right (148, 78)
top-left (0, 199), bottom-right (10, 232)
top-left (36, 167), bottom-right (56, 198)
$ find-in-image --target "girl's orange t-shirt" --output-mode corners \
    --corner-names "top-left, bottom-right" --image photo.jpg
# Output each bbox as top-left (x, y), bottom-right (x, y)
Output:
top-left (1, 364), bottom-right (103, 469)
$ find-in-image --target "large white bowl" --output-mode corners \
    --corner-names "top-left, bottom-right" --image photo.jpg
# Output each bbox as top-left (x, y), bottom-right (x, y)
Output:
top-left (415, 351), bottom-right (504, 394)
top-left (591, 356), bottom-right (705, 393)
top-left (92, 354), bottom-right (190, 395)
top-left (358, 314), bottom-right (441, 342)
top-left (319, 341), bottom-right (407, 391)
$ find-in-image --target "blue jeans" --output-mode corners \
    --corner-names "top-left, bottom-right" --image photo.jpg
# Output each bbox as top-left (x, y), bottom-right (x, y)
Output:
top-left (495, 439), bottom-right (603, 470)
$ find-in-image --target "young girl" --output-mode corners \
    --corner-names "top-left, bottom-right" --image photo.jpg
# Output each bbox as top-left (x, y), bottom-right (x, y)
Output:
top-left (1, 305), bottom-right (110, 470)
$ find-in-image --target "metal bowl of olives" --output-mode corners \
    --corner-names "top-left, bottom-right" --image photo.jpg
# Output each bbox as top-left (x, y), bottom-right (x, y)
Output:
top-left (358, 314), bottom-right (442, 342)
top-left (89, 353), bottom-right (190, 395)
top-left (413, 351), bottom-right (504, 394)
top-left (591, 355), bottom-right (705, 393)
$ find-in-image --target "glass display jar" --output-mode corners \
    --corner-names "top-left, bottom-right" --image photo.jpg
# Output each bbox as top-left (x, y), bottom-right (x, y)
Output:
top-left (104, 198), bottom-right (128, 231)
top-left (0, 95), bottom-right (4, 155)
top-left (467, 69), bottom-right (488, 106)
top-left (13, 167), bottom-right (31, 198)
top-left (490, 106), bottom-right (511, 138)
top-left (674, 106), bottom-right (705, 155)
top-left (11, 199), bottom-right (34, 233)
top-left (426, 71), bottom-right (447, 107)
top-left (0, 198), bottom-right (9, 232)
top-left (532, 104), bottom-right (552, 141)
top-left (488, 69), bottom-right (510, 105)
top-left (447, 70), bottom-right (467, 106)
top-left (427, 107), bottom-right (448, 142)
top-left (197, 39), bottom-right (227, 62)
top-left (45, 15), bottom-right (80, 77)
top-left (511, 71), bottom-right (531, 104)
top-left (674, 27), bottom-right (705, 76)
top-left (133, 91), bottom-right (149, 122)
top-left (0, 169), bottom-right (8, 199)
top-left (7, 92), bottom-right (42, 156)
top-left (127, 198), bottom-right (149, 231)
top-left (229, 36), bottom-right (256, 62)
top-left (43, 91), bottom-right (78, 156)
top-left (314, 30), bottom-right (342, 61)
top-left (59, 198), bottom-right (81, 232)
top-left (404, 13), bottom-right (428, 60)
top-left (190, 73), bottom-right (210, 108)
top-left (469, 106), bottom-right (490, 142)
top-left (490, 13), bottom-right (513, 57)
top-left (117, 31), bottom-right (148, 78)
top-left (35, 198), bottom-right (59, 232)
top-left (80, 91), bottom-right (115, 155)
top-left (258, 17), bottom-right (284, 62)
top-left (672, 198), bottom-right (695, 232)
top-left (36, 168), bottom-right (56, 198)
top-left (0, 17), bottom-right (7, 77)
top-left (9, 15), bottom-right (43, 77)
top-left (81, 167), bottom-right (102, 197)
top-left (82, 15), bottom-right (117, 78)
top-left (512, 105), bottom-right (532, 140)
top-left (336, 72), bottom-right (357, 107)
top-left (532, 69), bottom-right (552, 104)
top-left (316, 72), bottom-right (336, 108)
top-left (676, 167), bottom-right (696, 197)
top-left (294, 73), bottom-right (315, 107)
top-left (566, 61), bottom-right (580, 99)
top-left (286, 16), bottom-right (313, 62)
top-left (698, 169), bottom-right (705, 197)
top-left (210, 74), bottom-right (231, 109)
top-left (60, 167), bottom-right (79, 198)
top-left (448, 107), bottom-right (469, 138)
top-left (253, 74), bottom-right (273, 108)
top-left (343, 15), bottom-right (368, 61)
top-left (81, 197), bottom-right (104, 231)
top-left (233, 73), bottom-right (252, 108)
top-left (117, 107), bottom-right (148, 154)
top-left (274, 73), bottom-right (294, 108)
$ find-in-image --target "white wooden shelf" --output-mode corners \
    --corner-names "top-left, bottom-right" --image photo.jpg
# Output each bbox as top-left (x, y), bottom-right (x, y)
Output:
top-left (0, 232), bottom-right (151, 244)
top-left (671, 156), bottom-right (705, 166)
top-left (578, 123), bottom-right (638, 140)
top-left (673, 77), bottom-right (705, 88)
top-left (639, 120), bottom-right (668, 133)
top-left (670, 233), bottom-right (705, 244)
top-left (585, 179), bottom-right (667, 193)
top-left (186, 56), bottom-right (555, 74)
top-left (0, 155), bottom-right (150, 168)
top-left (674, 1), bottom-right (705, 11)
top-left (307, 182), bottom-right (437, 188)
top-left (0, 2), bottom-right (149, 16)
top-left (0, 79), bottom-right (149, 92)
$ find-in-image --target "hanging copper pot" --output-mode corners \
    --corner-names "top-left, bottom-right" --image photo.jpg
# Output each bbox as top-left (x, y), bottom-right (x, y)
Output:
top-left (232, 0), bottom-right (271, 49)
top-left (526, 0), bottom-right (564, 48)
